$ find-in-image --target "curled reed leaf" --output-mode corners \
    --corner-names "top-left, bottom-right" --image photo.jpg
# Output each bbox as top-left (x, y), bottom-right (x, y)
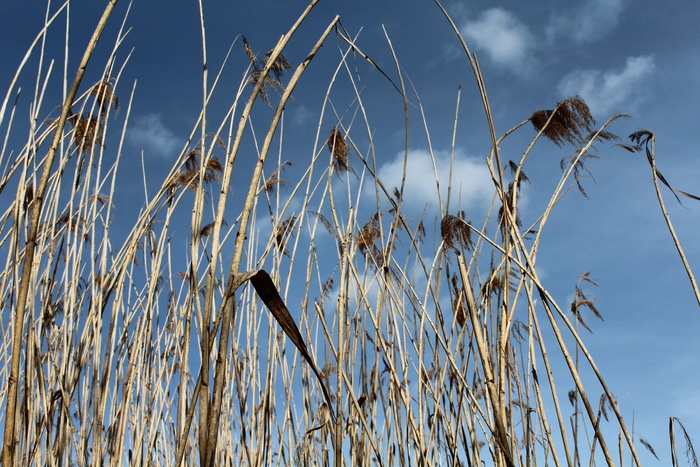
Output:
top-left (629, 129), bottom-right (700, 203)
top-left (235, 269), bottom-right (335, 421)
top-left (639, 438), bottom-right (659, 461)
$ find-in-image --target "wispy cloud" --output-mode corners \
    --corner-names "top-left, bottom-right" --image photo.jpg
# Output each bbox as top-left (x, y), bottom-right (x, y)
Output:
top-left (548, 0), bottom-right (625, 44)
top-left (290, 104), bottom-right (314, 127)
top-left (374, 149), bottom-right (493, 213)
top-left (127, 114), bottom-right (181, 158)
top-left (557, 55), bottom-right (656, 117)
top-left (460, 8), bottom-right (535, 74)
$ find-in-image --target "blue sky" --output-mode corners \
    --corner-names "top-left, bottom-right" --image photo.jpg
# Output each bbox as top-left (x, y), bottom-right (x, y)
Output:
top-left (2, 0), bottom-right (700, 463)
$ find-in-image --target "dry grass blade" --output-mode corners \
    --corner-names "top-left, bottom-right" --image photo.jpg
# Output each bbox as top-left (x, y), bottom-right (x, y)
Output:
top-left (630, 129), bottom-right (700, 203)
top-left (639, 438), bottom-right (659, 461)
top-left (530, 96), bottom-right (595, 147)
top-left (670, 417), bottom-right (699, 467)
top-left (334, 21), bottom-right (403, 96)
top-left (629, 130), bottom-right (700, 310)
top-left (247, 270), bottom-right (335, 420)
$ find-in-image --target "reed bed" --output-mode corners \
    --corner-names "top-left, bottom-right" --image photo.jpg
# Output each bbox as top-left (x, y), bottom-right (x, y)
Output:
top-left (0, 1), bottom-right (696, 466)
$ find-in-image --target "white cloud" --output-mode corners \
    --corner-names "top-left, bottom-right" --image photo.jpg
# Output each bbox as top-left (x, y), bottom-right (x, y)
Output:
top-left (292, 104), bottom-right (314, 127)
top-left (461, 8), bottom-right (535, 73)
top-left (127, 113), bottom-right (181, 158)
top-left (374, 149), bottom-right (493, 213)
top-left (557, 55), bottom-right (656, 116)
top-left (548, 0), bottom-right (624, 43)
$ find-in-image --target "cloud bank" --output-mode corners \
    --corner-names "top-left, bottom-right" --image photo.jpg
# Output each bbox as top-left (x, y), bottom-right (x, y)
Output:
top-left (557, 55), bottom-right (656, 116)
top-left (460, 8), bottom-right (535, 74)
top-left (548, 0), bottom-right (625, 44)
top-left (375, 149), bottom-right (494, 213)
top-left (127, 114), bottom-right (181, 158)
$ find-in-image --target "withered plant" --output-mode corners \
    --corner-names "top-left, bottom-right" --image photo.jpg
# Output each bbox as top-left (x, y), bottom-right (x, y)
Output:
top-left (1, 2), bottom-right (696, 467)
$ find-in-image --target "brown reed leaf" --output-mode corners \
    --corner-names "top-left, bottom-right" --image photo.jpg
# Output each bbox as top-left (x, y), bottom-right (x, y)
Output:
top-left (440, 211), bottom-right (472, 251)
top-left (599, 393), bottom-right (614, 422)
top-left (234, 269), bottom-right (335, 421)
top-left (530, 96), bottom-right (595, 147)
top-left (184, 147), bottom-right (201, 172)
top-left (326, 126), bottom-right (351, 175)
top-left (90, 193), bottom-right (110, 205)
top-left (639, 438), bottom-right (659, 461)
top-left (629, 129), bottom-right (700, 204)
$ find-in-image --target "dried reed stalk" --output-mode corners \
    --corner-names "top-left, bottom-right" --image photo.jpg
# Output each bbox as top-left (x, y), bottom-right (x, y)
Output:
top-left (2, 2), bottom-right (120, 465)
